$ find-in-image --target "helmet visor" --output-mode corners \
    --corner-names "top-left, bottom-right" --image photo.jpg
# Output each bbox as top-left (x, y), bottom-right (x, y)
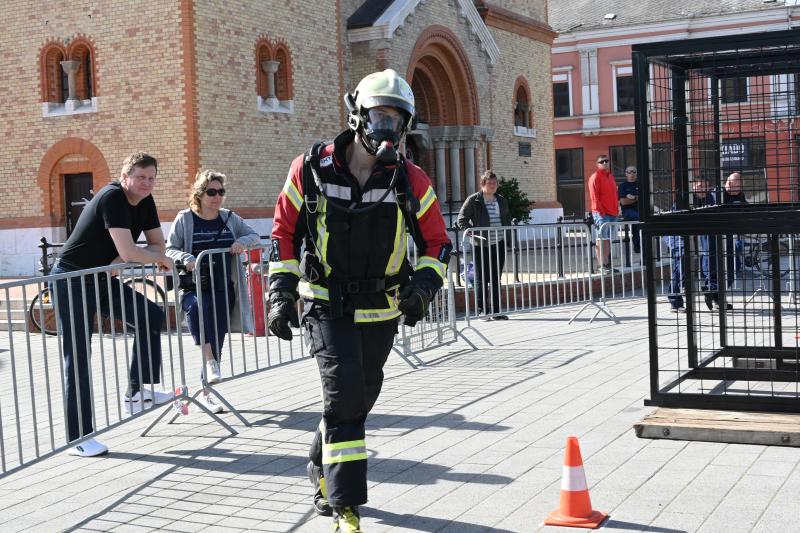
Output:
top-left (366, 107), bottom-right (405, 134)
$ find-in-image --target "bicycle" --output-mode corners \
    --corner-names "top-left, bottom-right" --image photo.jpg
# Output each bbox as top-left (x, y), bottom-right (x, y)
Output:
top-left (740, 235), bottom-right (791, 279)
top-left (28, 238), bottom-right (167, 336)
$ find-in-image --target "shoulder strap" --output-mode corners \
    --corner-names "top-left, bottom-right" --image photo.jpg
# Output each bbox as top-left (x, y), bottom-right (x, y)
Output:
top-left (302, 142), bottom-right (327, 252)
top-left (394, 158), bottom-right (423, 248)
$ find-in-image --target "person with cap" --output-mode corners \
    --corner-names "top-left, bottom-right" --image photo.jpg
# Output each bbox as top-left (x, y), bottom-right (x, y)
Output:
top-left (267, 69), bottom-right (451, 532)
top-left (618, 165), bottom-right (640, 254)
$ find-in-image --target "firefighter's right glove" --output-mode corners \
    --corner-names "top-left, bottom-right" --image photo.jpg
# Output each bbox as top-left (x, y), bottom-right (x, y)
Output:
top-left (268, 290), bottom-right (300, 340)
top-left (397, 284), bottom-right (433, 327)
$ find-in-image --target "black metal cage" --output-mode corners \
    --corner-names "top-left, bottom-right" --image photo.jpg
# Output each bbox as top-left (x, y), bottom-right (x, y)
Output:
top-left (634, 30), bottom-right (800, 412)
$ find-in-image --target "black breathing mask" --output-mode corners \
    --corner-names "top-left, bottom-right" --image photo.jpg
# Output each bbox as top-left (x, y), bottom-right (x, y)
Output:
top-left (356, 106), bottom-right (408, 164)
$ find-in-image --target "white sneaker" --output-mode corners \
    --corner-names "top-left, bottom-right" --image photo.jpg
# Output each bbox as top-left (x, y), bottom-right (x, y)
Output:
top-left (68, 438), bottom-right (108, 457)
top-left (125, 388), bottom-right (175, 413)
top-left (205, 360), bottom-right (222, 384)
top-left (200, 394), bottom-right (224, 414)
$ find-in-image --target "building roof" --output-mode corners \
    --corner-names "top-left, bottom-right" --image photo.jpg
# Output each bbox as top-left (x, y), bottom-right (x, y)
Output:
top-left (348, 0), bottom-right (394, 29)
top-left (549, 0), bottom-right (788, 34)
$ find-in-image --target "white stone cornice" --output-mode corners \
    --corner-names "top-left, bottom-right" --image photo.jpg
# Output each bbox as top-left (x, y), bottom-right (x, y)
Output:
top-left (456, 0), bottom-right (500, 65)
top-left (347, 0), bottom-right (425, 43)
top-left (347, 0), bottom-right (500, 65)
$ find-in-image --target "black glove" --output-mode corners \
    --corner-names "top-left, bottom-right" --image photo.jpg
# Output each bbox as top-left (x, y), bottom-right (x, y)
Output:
top-left (268, 290), bottom-right (300, 340)
top-left (397, 284), bottom-right (433, 327)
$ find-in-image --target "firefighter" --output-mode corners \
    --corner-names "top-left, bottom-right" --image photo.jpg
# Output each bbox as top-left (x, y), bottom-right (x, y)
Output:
top-left (267, 69), bottom-right (451, 532)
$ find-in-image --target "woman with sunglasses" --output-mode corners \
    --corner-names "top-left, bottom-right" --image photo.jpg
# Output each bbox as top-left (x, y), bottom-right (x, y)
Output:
top-left (166, 170), bottom-right (260, 413)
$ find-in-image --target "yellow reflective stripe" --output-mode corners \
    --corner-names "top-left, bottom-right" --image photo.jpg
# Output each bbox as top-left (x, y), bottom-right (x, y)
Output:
top-left (282, 177), bottom-right (303, 212)
top-left (354, 294), bottom-right (401, 323)
top-left (417, 186), bottom-right (437, 218)
top-left (315, 197), bottom-right (333, 276)
top-left (322, 439), bottom-right (367, 465)
top-left (324, 452), bottom-right (368, 464)
top-left (385, 207), bottom-right (406, 276)
top-left (325, 439), bottom-right (365, 451)
top-left (299, 281), bottom-right (329, 301)
top-left (416, 256), bottom-right (446, 280)
top-left (268, 259), bottom-right (300, 276)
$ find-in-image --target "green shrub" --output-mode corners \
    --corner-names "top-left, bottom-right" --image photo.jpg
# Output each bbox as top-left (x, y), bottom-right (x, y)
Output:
top-left (497, 176), bottom-right (532, 224)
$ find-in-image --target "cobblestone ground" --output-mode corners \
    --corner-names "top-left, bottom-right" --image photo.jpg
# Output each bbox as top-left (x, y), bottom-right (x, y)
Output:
top-left (0, 299), bottom-right (798, 532)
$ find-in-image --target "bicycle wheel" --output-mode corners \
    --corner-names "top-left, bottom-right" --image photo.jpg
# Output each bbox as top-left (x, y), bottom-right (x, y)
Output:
top-left (757, 241), bottom-right (790, 279)
top-left (123, 277), bottom-right (167, 305)
top-left (29, 288), bottom-right (58, 336)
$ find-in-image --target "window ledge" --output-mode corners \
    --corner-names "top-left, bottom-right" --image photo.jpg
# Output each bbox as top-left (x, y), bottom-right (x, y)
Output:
top-left (42, 97), bottom-right (98, 118)
top-left (514, 126), bottom-right (537, 138)
top-left (257, 96), bottom-right (294, 114)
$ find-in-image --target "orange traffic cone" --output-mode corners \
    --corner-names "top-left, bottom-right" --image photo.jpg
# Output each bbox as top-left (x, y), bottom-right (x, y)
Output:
top-left (544, 436), bottom-right (608, 529)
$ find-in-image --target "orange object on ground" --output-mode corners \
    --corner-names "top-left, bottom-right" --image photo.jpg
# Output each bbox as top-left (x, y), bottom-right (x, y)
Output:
top-left (544, 436), bottom-right (608, 529)
top-left (246, 248), bottom-right (267, 336)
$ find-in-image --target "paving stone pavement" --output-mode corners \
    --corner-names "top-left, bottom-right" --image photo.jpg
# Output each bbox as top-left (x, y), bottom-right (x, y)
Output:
top-left (1, 298), bottom-right (799, 532)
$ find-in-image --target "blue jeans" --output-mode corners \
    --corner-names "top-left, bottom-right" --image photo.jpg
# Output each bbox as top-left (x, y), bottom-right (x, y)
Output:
top-left (51, 264), bottom-right (163, 441)
top-left (668, 248), bottom-right (685, 309)
top-left (181, 288), bottom-right (231, 363)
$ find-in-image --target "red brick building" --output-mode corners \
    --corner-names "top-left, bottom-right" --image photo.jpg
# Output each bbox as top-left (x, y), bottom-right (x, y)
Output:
top-left (0, 1), bottom-right (558, 275)
top-left (549, 0), bottom-right (800, 218)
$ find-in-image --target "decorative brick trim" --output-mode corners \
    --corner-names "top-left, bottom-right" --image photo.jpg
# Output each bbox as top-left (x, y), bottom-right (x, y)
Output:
top-left (180, 0), bottom-right (201, 187)
top-left (475, 1), bottom-right (557, 44)
top-left (407, 25), bottom-right (480, 126)
top-left (67, 35), bottom-right (99, 98)
top-left (35, 138), bottom-right (111, 227)
top-left (273, 41), bottom-right (294, 101)
top-left (0, 216), bottom-right (61, 230)
top-left (39, 40), bottom-right (67, 103)
top-left (254, 35), bottom-right (295, 112)
top-left (533, 201), bottom-right (562, 209)
top-left (255, 37), bottom-right (274, 97)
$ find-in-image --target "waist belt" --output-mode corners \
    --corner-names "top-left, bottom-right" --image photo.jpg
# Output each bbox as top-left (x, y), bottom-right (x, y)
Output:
top-left (335, 273), bottom-right (404, 295)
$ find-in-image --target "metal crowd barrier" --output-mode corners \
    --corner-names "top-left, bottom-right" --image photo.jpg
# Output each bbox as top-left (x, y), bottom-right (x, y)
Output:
top-left (0, 263), bottom-right (185, 477)
top-left (460, 223), bottom-right (608, 328)
top-left (146, 244), bottom-right (309, 431)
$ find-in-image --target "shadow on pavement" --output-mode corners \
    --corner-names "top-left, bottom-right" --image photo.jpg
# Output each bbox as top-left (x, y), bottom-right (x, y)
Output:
top-left (604, 519), bottom-right (688, 533)
top-left (366, 508), bottom-right (518, 532)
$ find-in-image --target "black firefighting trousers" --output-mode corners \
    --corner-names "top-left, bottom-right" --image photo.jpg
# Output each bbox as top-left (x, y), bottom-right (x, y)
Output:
top-left (304, 303), bottom-right (397, 507)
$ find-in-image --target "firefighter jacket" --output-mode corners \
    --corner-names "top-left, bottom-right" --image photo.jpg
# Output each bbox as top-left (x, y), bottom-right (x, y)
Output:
top-left (269, 129), bottom-right (451, 324)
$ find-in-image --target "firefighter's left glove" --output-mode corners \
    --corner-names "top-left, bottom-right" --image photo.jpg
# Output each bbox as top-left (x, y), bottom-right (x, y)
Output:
top-left (398, 284), bottom-right (433, 327)
top-left (268, 290), bottom-right (300, 340)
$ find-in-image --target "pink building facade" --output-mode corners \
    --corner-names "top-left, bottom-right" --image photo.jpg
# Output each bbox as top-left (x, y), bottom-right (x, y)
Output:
top-left (549, 1), bottom-right (800, 218)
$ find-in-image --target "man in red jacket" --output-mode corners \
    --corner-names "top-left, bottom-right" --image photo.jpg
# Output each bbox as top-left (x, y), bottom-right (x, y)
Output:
top-left (588, 154), bottom-right (619, 273)
top-left (267, 69), bottom-right (451, 532)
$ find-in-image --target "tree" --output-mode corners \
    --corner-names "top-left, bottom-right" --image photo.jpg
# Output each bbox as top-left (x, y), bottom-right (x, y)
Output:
top-left (497, 176), bottom-right (532, 224)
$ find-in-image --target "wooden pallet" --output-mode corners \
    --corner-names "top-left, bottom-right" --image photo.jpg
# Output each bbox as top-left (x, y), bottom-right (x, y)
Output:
top-left (634, 408), bottom-right (800, 447)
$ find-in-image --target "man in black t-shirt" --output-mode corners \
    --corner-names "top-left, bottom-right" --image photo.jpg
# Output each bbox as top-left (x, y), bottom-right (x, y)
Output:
top-left (52, 152), bottom-right (173, 457)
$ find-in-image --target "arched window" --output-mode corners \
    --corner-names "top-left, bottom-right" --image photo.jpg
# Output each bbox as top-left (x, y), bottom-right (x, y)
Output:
top-left (41, 43), bottom-right (67, 104)
top-left (513, 77), bottom-right (535, 137)
top-left (274, 45), bottom-right (293, 101)
top-left (514, 85), bottom-right (530, 128)
top-left (255, 37), bottom-right (294, 113)
top-left (255, 39), bottom-right (274, 100)
top-left (70, 42), bottom-right (94, 100)
top-left (40, 37), bottom-right (98, 116)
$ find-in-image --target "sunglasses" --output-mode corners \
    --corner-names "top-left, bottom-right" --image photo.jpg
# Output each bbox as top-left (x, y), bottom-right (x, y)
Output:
top-left (204, 188), bottom-right (226, 197)
top-left (626, 170), bottom-right (637, 174)
top-left (598, 159), bottom-right (609, 164)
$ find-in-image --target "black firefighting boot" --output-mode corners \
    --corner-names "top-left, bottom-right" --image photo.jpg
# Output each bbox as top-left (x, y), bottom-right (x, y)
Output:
top-left (307, 460), bottom-right (332, 517)
top-left (333, 506), bottom-right (362, 532)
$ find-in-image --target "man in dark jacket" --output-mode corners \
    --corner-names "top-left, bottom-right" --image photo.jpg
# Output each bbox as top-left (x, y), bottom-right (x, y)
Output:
top-left (457, 170), bottom-right (512, 320)
top-left (267, 69), bottom-right (451, 533)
